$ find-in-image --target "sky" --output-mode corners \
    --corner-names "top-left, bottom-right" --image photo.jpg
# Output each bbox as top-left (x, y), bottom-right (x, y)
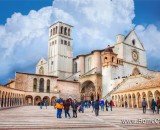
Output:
top-left (0, 0), bottom-right (160, 84)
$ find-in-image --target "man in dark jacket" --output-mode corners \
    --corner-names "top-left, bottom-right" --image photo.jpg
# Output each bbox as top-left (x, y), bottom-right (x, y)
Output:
top-left (151, 98), bottom-right (156, 113)
top-left (72, 99), bottom-right (78, 118)
top-left (142, 98), bottom-right (147, 113)
top-left (157, 97), bottom-right (160, 114)
top-left (63, 99), bottom-right (71, 118)
top-left (94, 99), bottom-right (100, 116)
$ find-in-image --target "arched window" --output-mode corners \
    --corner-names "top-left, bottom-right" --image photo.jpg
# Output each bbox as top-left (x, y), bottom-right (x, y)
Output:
top-left (64, 27), bottom-right (67, 35)
top-left (53, 28), bottom-right (55, 35)
top-left (50, 29), bottom-right (52, 36)
top-left (104, 57), bottom-right (107, 62)
top-left (68, 28), bottom-right (70, 36)
top-left (56, 26), bottom-right (58, 34)
top-left (88, 57), bottom-right (92, 70)
top-left (47, 80), bottom-right (50, 93)
top-left (112, 57), bottom-right (114, 62)
top-left (33, 78), bottom-right (37, 92)
top-left (132, 68), bottom-right (140, 76)
top-left (39, 78), bottom-right (44, 92)
top-left (39, 67), bottom-right (44, 75)
top-left (74, 62), bottom-right (77, 73)
top-left (132, 39), bottom-right (135, 46)
top-left (61, 26), bottom-right (63, 34)
top-left (68, 41), bottom-right (70, 46)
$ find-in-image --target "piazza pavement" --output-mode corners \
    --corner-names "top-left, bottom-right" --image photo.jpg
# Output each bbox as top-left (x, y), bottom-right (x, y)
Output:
top-left (0, 106), bottom-right (160, 130)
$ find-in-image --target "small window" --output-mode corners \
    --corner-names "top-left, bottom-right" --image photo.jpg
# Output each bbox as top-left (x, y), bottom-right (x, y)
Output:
top-left (64, 40), bottom-right (67, 45)
top-left (61, 40), bottom-right (63, 44)
top-left (68, 41), bottom-right (70, 46)
top-left (51, 61), bottom-right (53, 65)
top-left (41, 61), bottom-right (43, 64)
top-left (52, 41), bottom-right (54, 45)
top-left (132, 39), bottom-right (135, 46)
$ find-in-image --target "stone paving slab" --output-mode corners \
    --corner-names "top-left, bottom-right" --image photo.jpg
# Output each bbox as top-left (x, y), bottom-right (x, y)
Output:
top-left (0, 106), bottom-right (160, 130)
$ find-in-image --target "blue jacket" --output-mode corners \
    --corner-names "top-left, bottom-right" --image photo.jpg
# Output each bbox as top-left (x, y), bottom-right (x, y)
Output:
top-left (100, 100), bottom-right (104, 105)
top-left (94, 101), bottom-right (100, 109)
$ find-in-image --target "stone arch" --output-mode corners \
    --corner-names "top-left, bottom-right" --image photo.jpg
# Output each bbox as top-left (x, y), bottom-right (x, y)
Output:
top-left (51, 96), bottom-right (57, 106)
top-left (61, 26), bottom-right (63, 34)
top-left (121, 95), bottom-right (124, 107)
top-left (25, 95), bottom-right (33, 105)
top-left (43, 96), bottom-right (50, 105)
top-left (132, 67), bottom-right (140, 76)
top-left (154, 90), bottom-right (160, 100)
top-left (39, 78), bottom-right (44, 92)
top-left (136, 92), bottom-right (141, 108)
top-left (81, 80), bottom-right (96, 101)
top-left (64, 27), bottom-right (67, 35)
top-left (128, 94), bottom-right (132, 108)
top-left (148, 91), bottom-right (153, 107)
top-left (132, 93), bottom-right (136, 108)
top-left (117, 95), bottom-right (121, 107)
top-left (34, 96), bottom-right (41, 105)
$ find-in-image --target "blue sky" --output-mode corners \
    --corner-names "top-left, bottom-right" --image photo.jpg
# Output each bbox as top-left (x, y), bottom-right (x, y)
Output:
top-left (0, 0), bottom-right (160, 84)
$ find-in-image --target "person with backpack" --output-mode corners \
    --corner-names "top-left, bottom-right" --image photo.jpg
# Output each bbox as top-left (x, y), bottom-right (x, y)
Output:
top-left (100, 99), bottom-right (105, 111)
top-left (110, 100), bottom-right (114, 111)
top-left (151, 98), bottom-right (156, 114)
top-left (55, 98), bottom-right (63, 118)
top-left (63, 99), bottom-right (71, 118)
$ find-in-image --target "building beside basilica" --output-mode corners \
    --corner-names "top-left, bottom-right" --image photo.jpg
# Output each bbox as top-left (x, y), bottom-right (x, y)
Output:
top-left (0, 21), bottom-right (160, 109)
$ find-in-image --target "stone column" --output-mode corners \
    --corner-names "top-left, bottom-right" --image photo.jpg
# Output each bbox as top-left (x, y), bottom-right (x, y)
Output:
top-left (136, 96), bottom-right (139, 108)
top-left (131, 96), bottom-right (134, 108)
top-left (127, 97), bottom-right (130, 108)
top-left (146, 94), bottom-right (150, 109)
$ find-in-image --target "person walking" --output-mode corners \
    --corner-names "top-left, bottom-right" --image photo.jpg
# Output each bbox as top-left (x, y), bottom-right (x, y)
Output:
top-left (80, 100), bottom-right (85, 113)
top-left (39, 100), bottom-right (43, 109)
top-left (44, 99), bottom-right (48, 109)
top-left (63, 99), bottom-right (71, 118)
top-left (151, 98), bottom-right (156, 114)
top-left (142, 98), bottom-right (147, 114)
top-left (110, 100), bottom-right (114, 111)
top-left (125, 101), bottom-right (128, 108)
top-left (71, 99), bottom-right (78, 118)
top-left (55, 98), bottom-right (63, 118)
top-left (94, 99), bottom-right (100, 116)
top-left (100, 99), bottom-right (105, 111)
top-left (156, 97), bottom-right (160, 114)
top-left (105, 99), bottom-right (109, 111)
top-left (91, 100), bottom-right (95, 112)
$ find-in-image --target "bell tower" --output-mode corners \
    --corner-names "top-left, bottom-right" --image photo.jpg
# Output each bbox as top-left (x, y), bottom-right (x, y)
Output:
top-left (48, 21), bottom-right (73, 79)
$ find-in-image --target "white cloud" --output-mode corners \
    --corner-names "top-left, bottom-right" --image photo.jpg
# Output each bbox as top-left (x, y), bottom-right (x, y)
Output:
top-left (0, 0), bottom-right (159, 83)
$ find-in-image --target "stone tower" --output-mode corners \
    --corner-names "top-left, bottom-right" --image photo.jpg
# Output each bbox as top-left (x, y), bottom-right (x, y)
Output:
top-left (48, 21), bottom-right (73, 79)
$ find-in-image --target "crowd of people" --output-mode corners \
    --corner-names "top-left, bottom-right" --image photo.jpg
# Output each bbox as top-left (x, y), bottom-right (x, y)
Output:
top-left (38, 97), bottom-right (160, 119)
top-left (54, 98), bottom-right (114, 118)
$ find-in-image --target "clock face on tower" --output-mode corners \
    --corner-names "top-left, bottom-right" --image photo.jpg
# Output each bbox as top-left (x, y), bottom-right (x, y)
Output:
top-left (132, 50), bottom-right (138, 61)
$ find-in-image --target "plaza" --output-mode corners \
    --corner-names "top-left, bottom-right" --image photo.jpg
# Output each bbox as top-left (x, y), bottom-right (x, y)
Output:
top-left (0, 106), bottom-right (160, 130)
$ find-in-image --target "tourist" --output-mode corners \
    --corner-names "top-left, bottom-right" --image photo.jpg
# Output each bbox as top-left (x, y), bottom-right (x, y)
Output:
top-left (125, 101), bottom-right (128, 108)
top-left (55, 98), bottom-right (63, 118)
top-left (63, 99), bottom-right (71, 118)
top-left (100, 99), bottom-right (105, 111)
top-left (110, 100), bottom-right (114, 111)
top-left (142, 98), bottom-right (147, 114)
top-left (80, 100), bottom-right (85, 113)
top-left (44, 99), bottom-right (48, 109)
top-left (94, 99), bottom-right (100, 116)
top-left (151, 98), bottom-right (156, 114)
top-left (39, 100), bottom-right (43, 109)
top-left (91, 100), bottom-right (95, 112)
top-left (105, 99), bottom-right (109, 111)
top-left (71, 99), bottom-right (78, 118)
top-left (157, 97), bottom-right (160, 114)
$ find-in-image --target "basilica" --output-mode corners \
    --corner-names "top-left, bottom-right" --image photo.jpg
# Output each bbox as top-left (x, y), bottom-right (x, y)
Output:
top-left (0, 21), bottom-right (160, 109)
